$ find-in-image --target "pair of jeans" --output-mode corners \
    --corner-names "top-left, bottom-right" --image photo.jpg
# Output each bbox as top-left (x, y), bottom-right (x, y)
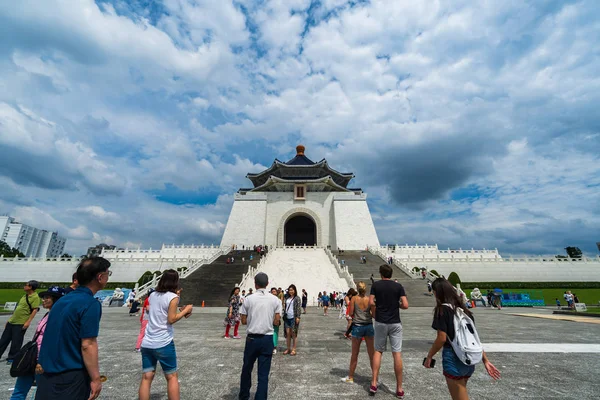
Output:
top-left (10, 374), bottom-right (35, 400)
top-left (0, 322), bottom-right (26, 360)
top-left (239, 334), bottom-right (274, 400)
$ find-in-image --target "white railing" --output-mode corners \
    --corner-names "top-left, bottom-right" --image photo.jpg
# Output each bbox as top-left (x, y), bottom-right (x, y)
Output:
top-left (368, 246), bottom-right (421, 278)
top-left (325, 248), bottom-right (356, 289)
top-left (237, 253), bottom-right (270, 289)
top-left (134, 247), bottom-right (230, 299)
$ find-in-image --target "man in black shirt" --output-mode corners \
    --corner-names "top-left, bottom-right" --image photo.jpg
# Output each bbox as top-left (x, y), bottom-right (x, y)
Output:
top-left (64, 272), bottom-right (79, 294)
top-left (369, 264), bottom-right (408, 398)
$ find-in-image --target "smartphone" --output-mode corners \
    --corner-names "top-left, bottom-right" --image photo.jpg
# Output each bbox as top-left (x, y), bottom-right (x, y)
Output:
top-left (423, 358), bottom-right (436, 368)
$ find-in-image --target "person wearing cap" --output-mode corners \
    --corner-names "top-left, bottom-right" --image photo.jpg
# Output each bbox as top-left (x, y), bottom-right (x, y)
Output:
top-left (36, 256), bottom-right (111, 400)
top-left (0, 280), bottom-right (41, 364)
top-left (238, 272), bottom-right (282, 400)
top-left (10, 286), bottom-right (65, 400)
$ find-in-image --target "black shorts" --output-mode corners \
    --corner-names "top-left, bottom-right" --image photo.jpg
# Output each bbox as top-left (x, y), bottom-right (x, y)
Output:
top-left (36, 369), bottom-right (90, 400)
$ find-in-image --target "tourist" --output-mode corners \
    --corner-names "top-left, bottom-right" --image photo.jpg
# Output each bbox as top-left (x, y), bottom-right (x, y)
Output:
top-left (555, 298), bottom-right (561, 309)
top-left (37, 257), bottom-right (110, 400)
top-left (301, 289), bottom-right (308, 314)
top-left (573, 293), bottom-right (580, 304)
top-left (339, 291), bottom-right (348, 319)
top-left (247, 288), bottom-right (254, 297)
top-left (427, 281), bottom-right (433, 296)
top-left (486, 290), bottom-right (493, 307)
top-left (421, 268), bottom-right (427, 280)
top-left (283, 284), bottom-right (302, 356)
top-left (127, 290), bottom-right (136, 307)
top-left (470, 288), bottom-right (486, 307)
top-left (64, 272), bottom-right (79, 294)
top-left (322, 291), bottom-right (330, 316)
top-left (239, 272), bottom-right (282, 400)
top-left (136, 289), bottom-right (153, 352)
top-left (369, 264), bottom-right (408, 397)
top-left (424, 278), bottom-right (500, 399)
top-left (317, 292), bottom-right (323, 308)
top-left (10, 286), bottom-right (65, 400)
top-left (370, 274), bottom-right (375, 284)
top-left (0, 280), bottom-right (40, 365)
top-left (224, 287), bottom-right (242, 339)
top-left (331, 291), bottom-right (336, 309)
top-left (566, 291), bottom-right (574, 309)
top-left (270, 287), bottom-right (281, 354)
top-left (139, 269), bottom-right (193, 400)
top-left (242, 290), bottom-right (246, 298)
top-left (343, 289), bottom-right (358, 339)
top-left (341, 282), bottom-right (375, 384)
top-left (277, 287), bottom-right (284, 304)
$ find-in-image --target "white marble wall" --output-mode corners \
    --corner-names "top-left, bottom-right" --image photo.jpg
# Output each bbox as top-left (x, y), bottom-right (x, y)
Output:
top-left (0, 258), bottom-right (194, 283)
top-left (220, 191), bottom-right (381, 250)
top-left (220, 193), bottom-right (268, 247)
top-left (333, 195), bottom-right (380, 250)
top-left (402, 258), bottom-right (600, 282)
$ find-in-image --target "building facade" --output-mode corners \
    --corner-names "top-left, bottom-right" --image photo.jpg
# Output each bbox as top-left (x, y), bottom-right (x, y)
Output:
top-left (220, 145), bottom-right (380, 250)
top-left (0, 216), bottom-right (66, 257)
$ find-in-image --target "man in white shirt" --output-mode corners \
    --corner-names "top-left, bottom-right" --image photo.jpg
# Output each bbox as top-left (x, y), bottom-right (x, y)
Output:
top-left (238, 272), bottom-right (281, 400)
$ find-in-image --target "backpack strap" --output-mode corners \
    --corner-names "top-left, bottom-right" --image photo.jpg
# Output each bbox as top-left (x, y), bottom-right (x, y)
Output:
top-left (32, 313), bottom-right (49, 342)
top-left (24, 294), bottom-right (34, 314)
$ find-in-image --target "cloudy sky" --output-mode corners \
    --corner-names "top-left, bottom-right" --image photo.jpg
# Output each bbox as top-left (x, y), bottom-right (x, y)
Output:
top-left (0, 0), bottom-right (599, 256)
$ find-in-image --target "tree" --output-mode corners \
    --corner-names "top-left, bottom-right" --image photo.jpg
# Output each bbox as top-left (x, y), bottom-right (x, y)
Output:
top-left (61, 253), bottom-right (73, 258)
top-left (565, 247), bottom-right (582, 259)
top-left (448, 272), bottom-right (462, 287)
top-left (0, 240), bottom-right (25, 258)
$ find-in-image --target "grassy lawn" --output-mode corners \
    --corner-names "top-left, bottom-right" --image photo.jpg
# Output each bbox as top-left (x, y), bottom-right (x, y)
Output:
top-left (0, 289), bottom-right (26, 305)
top-left (467, 288), bottom-right (600, 306)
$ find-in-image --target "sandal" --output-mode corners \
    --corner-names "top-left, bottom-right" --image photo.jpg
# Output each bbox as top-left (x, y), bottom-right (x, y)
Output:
top-left (290, 349), bottom-right (297, 356)
top-left (283, 350), bottom-right (290, 355)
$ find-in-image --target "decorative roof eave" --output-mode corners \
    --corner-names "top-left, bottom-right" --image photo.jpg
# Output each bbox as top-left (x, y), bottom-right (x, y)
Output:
top-left (247, 159), bottom-right (353, 178)
top-left (249, 175), bottom-right (352, 192)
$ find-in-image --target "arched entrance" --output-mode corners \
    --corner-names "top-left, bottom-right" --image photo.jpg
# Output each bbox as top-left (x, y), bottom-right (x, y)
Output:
top-left (284, 215), bottom-right (316, 246)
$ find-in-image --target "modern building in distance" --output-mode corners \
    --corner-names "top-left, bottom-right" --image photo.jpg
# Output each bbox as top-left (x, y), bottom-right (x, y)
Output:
top-left (0, 216), bottom-right (67, 258)
top-left (87, 243), bottom-right (117, 257)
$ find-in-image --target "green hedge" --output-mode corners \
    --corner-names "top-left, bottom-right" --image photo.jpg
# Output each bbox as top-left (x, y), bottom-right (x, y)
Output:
top-left (0, 282), bottom-right (136, 290)
top-left (448, 272), bottom-right (461, 286)
top-left (429, 270), bottom-right (440, 277)
top-left (462, 282), bottom-right (600, 289)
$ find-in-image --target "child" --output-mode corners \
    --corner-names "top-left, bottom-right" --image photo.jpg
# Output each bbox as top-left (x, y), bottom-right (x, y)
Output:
top-left (555, 298), bottom-right (561, 309)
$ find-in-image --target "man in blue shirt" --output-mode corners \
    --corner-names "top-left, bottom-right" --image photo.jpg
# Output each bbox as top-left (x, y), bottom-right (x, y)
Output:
top-left (36, 257), bottom-right (111, 400)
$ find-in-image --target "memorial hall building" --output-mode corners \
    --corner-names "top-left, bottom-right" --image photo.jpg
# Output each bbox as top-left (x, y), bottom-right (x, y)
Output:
top-left (220, 145), bottom-right (380, 250)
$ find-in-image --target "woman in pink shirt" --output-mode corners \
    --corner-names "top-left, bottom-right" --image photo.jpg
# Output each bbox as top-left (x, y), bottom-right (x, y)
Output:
top-left (10, 286), bottom-right (65, 400)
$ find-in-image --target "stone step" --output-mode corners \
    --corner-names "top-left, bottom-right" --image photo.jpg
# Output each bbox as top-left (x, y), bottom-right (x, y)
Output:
top-left (179, 250), bottom-right (263, 307)
top-left (341, 251), bottom-right (435, 308)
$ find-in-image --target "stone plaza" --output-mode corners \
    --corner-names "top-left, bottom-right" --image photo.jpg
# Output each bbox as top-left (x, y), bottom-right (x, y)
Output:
top-left (2, 305), bottom-right (598, 399)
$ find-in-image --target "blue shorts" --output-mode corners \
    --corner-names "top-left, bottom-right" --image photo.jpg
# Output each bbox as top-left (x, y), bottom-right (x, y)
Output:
top-left (352, 323), bottom-right (374, 338)
top-left (442, 346), bottom-right (475, 380)
top-left (141, 341), bottom-right (178, 375)
top-left (283, 317), bottom-right (296, 329)
top-left (322, 301), bottom-right (329, 307)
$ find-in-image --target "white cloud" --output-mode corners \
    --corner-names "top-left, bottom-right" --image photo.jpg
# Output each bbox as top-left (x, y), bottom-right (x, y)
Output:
top-left (0, 0), bottom-right (598, 255)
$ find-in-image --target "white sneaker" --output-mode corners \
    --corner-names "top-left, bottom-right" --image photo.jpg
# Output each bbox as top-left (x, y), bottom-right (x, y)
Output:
top-left (341, 376), bottom-right (354, 383)
top-left (272, 349), bottom-right (277, 355)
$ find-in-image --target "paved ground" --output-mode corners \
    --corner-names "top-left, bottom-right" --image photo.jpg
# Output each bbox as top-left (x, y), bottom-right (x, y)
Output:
top-left (1, 306), bottom-right (599, 399)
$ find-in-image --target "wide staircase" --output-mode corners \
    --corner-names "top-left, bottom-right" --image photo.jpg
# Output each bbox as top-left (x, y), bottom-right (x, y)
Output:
top-left (242, 248), bottom-right (349, 305)
top-left (179, 250), bottom-right (261, 307)
top-left (341, 250), bottom-right (435, 307)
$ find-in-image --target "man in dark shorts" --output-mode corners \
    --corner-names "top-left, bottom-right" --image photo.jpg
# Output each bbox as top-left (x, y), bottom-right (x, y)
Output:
top-left (369, 264), bottom-right (409, 398)
top-left (37, 257), bottom-right (111, 400)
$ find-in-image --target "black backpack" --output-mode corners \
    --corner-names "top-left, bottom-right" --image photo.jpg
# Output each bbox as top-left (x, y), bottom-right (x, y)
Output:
top-left (10, 314), bottom-right (47, 378)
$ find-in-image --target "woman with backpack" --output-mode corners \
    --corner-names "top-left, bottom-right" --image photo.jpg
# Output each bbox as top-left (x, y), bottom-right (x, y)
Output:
top-left (10, 286), bottom-right (65, 400)
top-left (424, 278), bottom-right (500, 400)
top-left (139, 270), bottom-right (193, 400)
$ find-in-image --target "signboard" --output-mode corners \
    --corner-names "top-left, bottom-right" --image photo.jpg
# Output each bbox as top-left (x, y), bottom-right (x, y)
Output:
top-left (574, 303), bottom-right (587, 312)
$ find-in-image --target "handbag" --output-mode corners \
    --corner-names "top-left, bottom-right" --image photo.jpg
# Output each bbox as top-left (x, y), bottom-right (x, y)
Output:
top-left (10, 314), bottom-right (47, 378)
